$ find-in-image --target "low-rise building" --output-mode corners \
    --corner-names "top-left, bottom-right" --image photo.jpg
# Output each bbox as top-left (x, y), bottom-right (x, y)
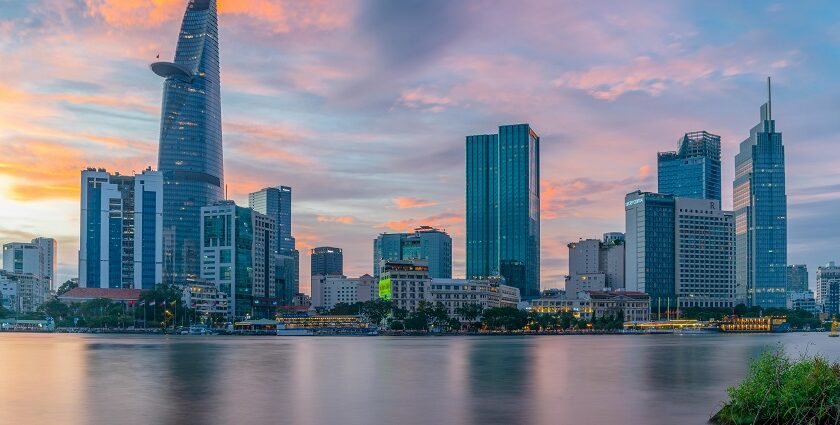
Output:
top-left (528, 290), bottom-right (650, 323)
top-left (0, 277), bottom-right (18, 311)
top-left (311, 274), bottom-right (378, 311)
top-left (786, 290), bottom-right (819, 316)
top-left (816, 262), bottom-right (840, 316)
top-left (182, 281), bottom-right (230, 317)
top-left (378, 260), bottom-right (430, 312)
top-left (429, 278), bottom-right (520, 320)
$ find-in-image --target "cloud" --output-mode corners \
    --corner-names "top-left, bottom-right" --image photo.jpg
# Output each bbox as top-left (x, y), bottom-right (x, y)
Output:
top-left (393, 197), bottom-right (438, 209)
top-left (316, 215), bottom-right (355, 224)
top-left (374, 212), bottom-right (463, 234)
top-left (395, 87), bottom-right (452, 112)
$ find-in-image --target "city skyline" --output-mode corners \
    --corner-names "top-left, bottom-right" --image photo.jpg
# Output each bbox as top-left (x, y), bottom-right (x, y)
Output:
top-left (3, 1), bottom-right (840, 292)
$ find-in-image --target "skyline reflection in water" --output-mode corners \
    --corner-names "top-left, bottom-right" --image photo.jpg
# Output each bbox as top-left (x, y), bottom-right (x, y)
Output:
top-left (0, 334), bottom-right (836, 425)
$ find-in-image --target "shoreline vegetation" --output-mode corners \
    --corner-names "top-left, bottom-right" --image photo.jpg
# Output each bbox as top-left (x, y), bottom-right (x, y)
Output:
top-left (711, 349), bottom-right (840, 425)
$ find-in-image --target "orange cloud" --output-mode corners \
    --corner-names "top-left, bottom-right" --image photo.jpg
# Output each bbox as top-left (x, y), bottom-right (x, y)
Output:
top-left (316, 215), bottom-right (355, 224)
top-left (375, 212), bottom-right (463, 234)
top-left (393, 197), bottom-right (438, 209)
top-left (639, 164), bottom-right (651, 177)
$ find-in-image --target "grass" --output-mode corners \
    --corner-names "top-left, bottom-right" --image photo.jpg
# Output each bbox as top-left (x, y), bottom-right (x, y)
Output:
top-left (711, 348), bottom-right (840, 424)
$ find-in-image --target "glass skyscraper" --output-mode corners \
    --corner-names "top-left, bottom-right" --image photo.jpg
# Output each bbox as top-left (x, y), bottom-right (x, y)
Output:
top-left (152, 0), bottom-right (224, 284)
top-left (249, 186), bottom-right (299, 304)
top-left (466, 124), bottom-right (540, 299)
top-left (373, 226), bottom-right (452, 279)
top-left (624, 191), bottom-right (677, 312)
top-left (657, 131), bottom-right (721, 200)
top-left (734, 79), bottom-right (787, 308)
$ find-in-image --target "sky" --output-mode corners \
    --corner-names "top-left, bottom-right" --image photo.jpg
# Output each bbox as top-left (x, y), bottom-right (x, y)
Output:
top-left (1, 0), bottom-right (839, 293)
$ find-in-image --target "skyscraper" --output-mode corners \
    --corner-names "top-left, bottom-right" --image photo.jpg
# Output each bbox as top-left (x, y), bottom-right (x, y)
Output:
top-left (658, 131), bottom-right (722, 200)
top-left (200, 201), bottom-right (277, 319)
top-left (786, 265), bottom-right (809, 293)
top-left (78, 168), bottom-right (163, 289)
top-left (466, 124), bottom-right (540, 299)
top-left (734, 78), bottom-right (787, 308)
top-left (30, 237), bottom-right (57, 291)
top-left (373, 226), bottom-right (452, 279)
top-left (249, 186), bottom-right (299, 304)
top-left (152, 0), bottom-right (223, 284)
top-left (624, 191), bottom-right (676, 311)
top-left (311, 247), bottom-right (343, 277)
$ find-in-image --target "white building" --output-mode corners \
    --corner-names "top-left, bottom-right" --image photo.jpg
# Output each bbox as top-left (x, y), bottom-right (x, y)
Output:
top-left (311, 274), bottom-right (378, 311)
top-left (528, 290), bottom-right (650, 323)
top-left (31, 238), bottom-right (57, 291)
top-left (674, 198), bottom-right (736, 308)
top-left (378, 260), bottom-right (430, 312)
top-left (182, 281), bottom-right (230, 317)
top-left (0, 277), bottom-right (17, 311)
top-left (787, 290), bottom-right (819, 316)
top-left (565, 235), bottom-right (624, 297)
top-left (79, 167), bottom-right (163, 290)
top-left (816, 262), bottom-right (840, 316)
top-left (0, 271), bottom-right (45, 313)
top-left (429, 278), bottom-right (520, 320)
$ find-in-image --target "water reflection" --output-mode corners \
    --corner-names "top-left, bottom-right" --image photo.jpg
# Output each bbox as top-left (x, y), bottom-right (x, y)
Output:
top-left (0, 333), bottom-right (836, 425)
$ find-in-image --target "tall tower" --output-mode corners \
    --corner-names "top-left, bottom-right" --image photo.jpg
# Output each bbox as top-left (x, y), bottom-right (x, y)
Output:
top-left (466, 124), bottom-right (540, 299)
top-left (733, 78), bottom-right (787, 308)
top-left (151, 0), bottom-right (223, 285)
top-left (657, 131), bottom-right (721, 200)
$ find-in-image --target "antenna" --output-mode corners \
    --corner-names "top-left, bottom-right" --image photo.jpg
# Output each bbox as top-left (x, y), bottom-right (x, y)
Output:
top-left (767, 76), bottom-right (772, 120)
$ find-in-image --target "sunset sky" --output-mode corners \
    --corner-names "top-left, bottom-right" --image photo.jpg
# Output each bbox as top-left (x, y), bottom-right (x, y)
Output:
top-left (1, 1), bottom-right (839, 292)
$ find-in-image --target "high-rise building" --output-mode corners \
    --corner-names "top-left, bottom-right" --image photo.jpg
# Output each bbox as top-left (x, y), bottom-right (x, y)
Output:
top-left (30, 238), bottom-right (57, 291)
top-left (311, 247), bottom-right (343, 277)
top-left (466, 124), bottom-right (540, 299)
top-left (658, 131), bottom-right (722, 200)
top-left (625, 191), bottom-right (676, 311)
top-left (3, 243), bottom-right (40, 279)
top-left (816, 262), bottom-right (840, 317)
top-left (673, 197), bottom-right (736, 308)
top-left (152, 0), bottom-right (224, 285)
top-left (249, 186), bottom-right (299, 304)
top-left (78, 168), bottom-right (163, 289)
top-left (786, 265), bottom-right (809, 293)
top-left (0, 270), bottom-right (45, 313)
top-left (373, 226), bottom-right (452, 279)
top-left (200, 201), bottom-right (277, 319)
top-left (734, 79), bottom-right (787, 308)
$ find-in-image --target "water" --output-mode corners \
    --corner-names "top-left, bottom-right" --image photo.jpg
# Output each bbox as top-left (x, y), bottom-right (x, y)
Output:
top-left (0, 333), bottom-right (836, 425)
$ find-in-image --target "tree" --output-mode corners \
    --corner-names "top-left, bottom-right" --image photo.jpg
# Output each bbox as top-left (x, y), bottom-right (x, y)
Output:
top-left (481, 307), bottom-right (529, 331)
top-left (0, 305), bottom-right (11, 319)
top-left (329, 302), bottom-right (363, 315)
top-left (38, 299), bottom-right (71, 326)
top-left (455, 303), bottom-right (484, 329)
top-left (360, 299), bottom-right (392, 327)
top-left (56, 279), bottom-right (78, 296)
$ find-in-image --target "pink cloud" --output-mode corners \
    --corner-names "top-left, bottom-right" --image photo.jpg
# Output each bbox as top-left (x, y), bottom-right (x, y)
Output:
top-left (317, 215), bottom-right (355, 224)
top-left (395, 87), bottom-right (453, 112)
top-left (393, 197), bottom-right (438, 209)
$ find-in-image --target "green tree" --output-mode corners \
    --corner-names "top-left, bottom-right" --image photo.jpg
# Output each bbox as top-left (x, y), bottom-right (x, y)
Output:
top-left (38, 299), bottom-right (72, 326)
top-left (454, 303), bottom-right (484, 330)
top-left (481, 307), bottom-right (528, 331)
top-left (329, 302), bottom-right (363, 315)
top-left (0, 305), bottom-right (11, 319)
top-left (360, 299), bottom-right (392, 327)
top-left (56, 279), bottom-right (78, 296)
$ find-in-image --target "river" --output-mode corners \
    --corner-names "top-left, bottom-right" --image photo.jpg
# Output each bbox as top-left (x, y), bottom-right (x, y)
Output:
top-left (0, 333), bottom-right (836, 425)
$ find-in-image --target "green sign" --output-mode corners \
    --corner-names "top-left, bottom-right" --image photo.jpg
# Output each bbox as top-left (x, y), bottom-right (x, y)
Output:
top-left (379, 278), bottom-right (392, 300)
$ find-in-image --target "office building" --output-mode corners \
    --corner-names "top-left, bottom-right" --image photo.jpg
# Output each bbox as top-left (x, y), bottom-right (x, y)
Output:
top-left (674, 197), bottom-right (735, 308)
top-left (429, 278), bottom-right (520, 320)
top-left (2, 242), bottom-right (40, 278)
top-left (378, 260), bottom-right (431, 312)
top-left (658, 131), bottom-right (722, 200)
top-left (311, 274), bottom-right (378, 311)
top-left (373, 226), bottom-right (452, 279)
top-left (624, 191), bottom-right (676, 311)
top-left (787, 290), bottom-right (819, 316)
top-left (565, 235), bottom-right (625, 297)
top-left (249, 186), bottom-right (299, 304)
top-left (529, 290), bottom-right (650, 323)
top-left (786, 265), bottom-right (809, 293)
top-left (311, 247), bottom-right (343, 277)
top-left (466, 124), bottom-right (540, 299)
top-left (0, 271), bottom-right (45, 313)
top-left (816, 262), bottom-right (840, 316)
top-left (79, 168), bottom-right (163, 289)
top-left (733, 79), bottom-right (787, 308)
top-left (152, 0), bottom-right (225, 284)
top-left (200, 201), bottom-right (277, 319)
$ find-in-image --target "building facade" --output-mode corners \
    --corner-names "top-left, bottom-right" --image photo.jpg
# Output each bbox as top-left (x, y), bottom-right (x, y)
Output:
top-left (0, 271), bottom-right (45, 313)
top-left (466, 124), bottom-right (540, 299)
top-left (31, 238), bottom-right (57, 291)
top-left (200, 201), bottom-right (277, 320)
top-left (378, 260), bottom-right (431, 312)
top-left (429, 278), bottom-right (520, 321)
top-left (373, 226), bottom-right (452, 279)
top-left (787, 290), bottom-right (819, 316)
top-left (2, 242), bottom-right (41, 280)
top-left (249, 186), bottom-right (299, 304)
top-left (311, 274), bottom-right (378, 311)
top-left (816, 262), bottom-right (840, 317)
top-left (152, 0), bottom-right (225, 285)
top-left (182, 281), bottom-right (230, 318)
top-left (79, 168), bottom-right (163, 289)
top-left (674, 197), bottom-right (736, 308)
top-left (658, 131), bottom-right (722, 201)
top-left (565, 236), bottom-right (625, 297)
top-left (625, 191), bottom-right (676, 311)
top-left (529, 291), bottom-right (650, 323)
top-left (311, 247), bottom-right (343, 277)
top-left (786, 265), bottom-right (809, 293)
top-left (733, 79), bottom-right (787, 308)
